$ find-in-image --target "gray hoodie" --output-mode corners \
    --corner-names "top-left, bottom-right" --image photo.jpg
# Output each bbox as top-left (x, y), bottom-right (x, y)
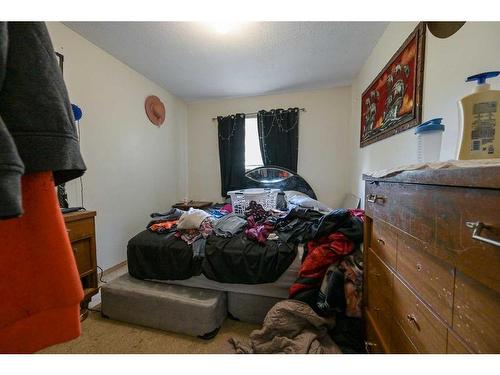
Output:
top-left (0, 22), bottom-right (86, 219)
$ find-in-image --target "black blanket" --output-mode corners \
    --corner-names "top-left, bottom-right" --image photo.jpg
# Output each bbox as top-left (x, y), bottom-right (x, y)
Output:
top-left (202, 232), bottom-right (296, 284)
top-left (127, 231), bottom-right (203, 280)
top-left (127, 230), bottom-right (297, 284)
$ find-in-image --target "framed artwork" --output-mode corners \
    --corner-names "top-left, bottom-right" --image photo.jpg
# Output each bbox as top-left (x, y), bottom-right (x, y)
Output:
top-left (360, 22), bottom-right (426, 147)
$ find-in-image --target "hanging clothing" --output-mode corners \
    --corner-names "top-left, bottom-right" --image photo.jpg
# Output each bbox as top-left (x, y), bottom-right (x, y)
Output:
top-left (217, 114), bottom-right (246, 197)
top-left (257, 108), bottom-right (299, 172)
top-left (0, 22), bottom-right (87, 353)
top-left (0, 172), bottom-right (84, 353)
top-left (0, 22), bottom-right (86, 219)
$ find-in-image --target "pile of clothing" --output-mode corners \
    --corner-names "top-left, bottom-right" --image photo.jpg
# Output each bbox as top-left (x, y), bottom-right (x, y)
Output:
top-left (147, 207), bottom-right (215, 258)
top-left (146, 208), bottom-right (184, 233)
top-left (287, 209), bottom-right (364, 318)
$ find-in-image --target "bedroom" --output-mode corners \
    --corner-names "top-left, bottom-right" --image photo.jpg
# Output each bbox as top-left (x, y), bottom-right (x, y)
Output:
top-left (1, 0), bottom-right (499, 372)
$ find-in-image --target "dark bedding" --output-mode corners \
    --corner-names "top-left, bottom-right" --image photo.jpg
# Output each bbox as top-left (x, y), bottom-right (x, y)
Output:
top-left (127, 231), bottom-right (203, 280)
top-left (127, 230), bottom-right (297, 284)
top-left (202, 232), bottom-right (296, 284)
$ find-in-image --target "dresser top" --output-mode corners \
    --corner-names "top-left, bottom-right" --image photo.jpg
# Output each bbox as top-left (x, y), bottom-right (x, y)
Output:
top-left (363, 162), bottom-right (500, 189)
top-left (63, 210), bottom-right (96, 222)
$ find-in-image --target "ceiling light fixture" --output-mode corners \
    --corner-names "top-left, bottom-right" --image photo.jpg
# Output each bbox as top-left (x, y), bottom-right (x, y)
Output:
top-left (206, 21), bottom-right (244, 35)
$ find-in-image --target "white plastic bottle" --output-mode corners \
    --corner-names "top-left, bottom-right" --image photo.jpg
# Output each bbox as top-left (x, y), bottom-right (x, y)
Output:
top-left (415, 118), bottom-right (445, 163)
top-left (458, 71), bottom-right (500, 160)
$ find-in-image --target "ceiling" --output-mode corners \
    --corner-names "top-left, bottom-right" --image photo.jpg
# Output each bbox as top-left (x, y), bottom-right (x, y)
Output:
top-left (64, 22), bottom-right (388, 102)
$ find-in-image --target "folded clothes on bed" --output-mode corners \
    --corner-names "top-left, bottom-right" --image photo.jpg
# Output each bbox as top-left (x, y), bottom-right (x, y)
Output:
top-left (177, 208), bottom-right (211, 230)
top-left (213, 213), bottom-right (247, 238)
top-left (175, 217), bottom-right (214, 245)
top-left (146, 208), bottom-right (184, 229)
top-left (148, 220), bottom-right (178, 234)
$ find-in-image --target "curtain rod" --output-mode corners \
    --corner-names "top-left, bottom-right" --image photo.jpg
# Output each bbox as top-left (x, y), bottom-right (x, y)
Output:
top-left (211, 108), bottom-right (306, 121)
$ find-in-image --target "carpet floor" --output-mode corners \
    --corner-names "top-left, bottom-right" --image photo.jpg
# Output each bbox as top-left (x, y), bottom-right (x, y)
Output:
top-left (38, 311), bottom-right (258, 354)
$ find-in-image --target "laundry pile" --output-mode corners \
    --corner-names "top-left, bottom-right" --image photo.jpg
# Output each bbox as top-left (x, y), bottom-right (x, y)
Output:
top-left (143, 201), bottom-right (365, 322)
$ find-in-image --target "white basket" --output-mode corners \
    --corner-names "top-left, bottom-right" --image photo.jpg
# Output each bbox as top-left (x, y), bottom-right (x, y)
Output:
top-left (228, 188), bottom-right (280, 216)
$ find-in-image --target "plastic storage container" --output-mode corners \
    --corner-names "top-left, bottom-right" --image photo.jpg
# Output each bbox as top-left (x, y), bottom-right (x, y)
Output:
top-left (415, 118), bottom-right (445, 163)
top-left (228, 188), bottom-right (280, 216)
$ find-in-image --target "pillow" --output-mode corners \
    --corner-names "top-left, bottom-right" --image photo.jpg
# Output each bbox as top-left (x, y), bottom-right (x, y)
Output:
top-left (284, 190), bottom-right (309, 201)
top-left (288, 195), bottom-right (332, 213)
top-left (177, 208), bottom-right (210, 230)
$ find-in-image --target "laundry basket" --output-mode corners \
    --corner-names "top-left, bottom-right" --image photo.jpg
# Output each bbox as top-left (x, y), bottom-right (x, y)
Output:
top-left (228, 188), bottom-right (280, 216)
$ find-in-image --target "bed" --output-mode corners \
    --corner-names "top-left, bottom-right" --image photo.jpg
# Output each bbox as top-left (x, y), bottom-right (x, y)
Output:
top-left (125, 166), bottom-right (356, 324)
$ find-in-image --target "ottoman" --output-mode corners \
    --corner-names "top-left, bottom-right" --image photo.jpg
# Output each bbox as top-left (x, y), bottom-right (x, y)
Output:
top-left (101, 273), bottom-right (227, 338)
top-left (227, 291), bottom-right (283, 324)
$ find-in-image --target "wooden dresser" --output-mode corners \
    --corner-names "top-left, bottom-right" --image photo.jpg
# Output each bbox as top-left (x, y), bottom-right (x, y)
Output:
top-left (63, 210), bottom-right (98, 314)
top-left (362, 165), bottom-right (500, 354)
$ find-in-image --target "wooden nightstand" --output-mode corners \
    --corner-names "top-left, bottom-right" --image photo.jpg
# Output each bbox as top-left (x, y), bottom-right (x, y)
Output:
top-left (63, 210), bottom-right (98, 320)
top-left (172, 201), bottom-right (213, 211)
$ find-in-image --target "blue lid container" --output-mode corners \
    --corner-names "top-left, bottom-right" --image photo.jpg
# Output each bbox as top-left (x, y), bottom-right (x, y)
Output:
top-left (415, 118), bottom-right (445, 134)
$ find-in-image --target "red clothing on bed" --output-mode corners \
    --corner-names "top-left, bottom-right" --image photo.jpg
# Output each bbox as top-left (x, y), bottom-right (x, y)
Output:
top-left (0, 172), bottom-right (83, 353)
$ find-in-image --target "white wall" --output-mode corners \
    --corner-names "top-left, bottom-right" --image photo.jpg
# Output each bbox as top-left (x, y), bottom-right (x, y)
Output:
top-left (348, 22), bottom-right (500, 202)
top-left (187, 87), bottom-right (352, 208)
top-left (47, 23), bottom-right (188, 270)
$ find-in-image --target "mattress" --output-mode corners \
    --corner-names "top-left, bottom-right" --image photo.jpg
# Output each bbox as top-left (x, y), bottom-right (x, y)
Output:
top-left (153, 244), bottom-right (304, 299)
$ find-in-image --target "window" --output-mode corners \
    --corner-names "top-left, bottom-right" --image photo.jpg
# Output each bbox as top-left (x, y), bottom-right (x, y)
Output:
top-left (244, 116), bottom-right (263, 170)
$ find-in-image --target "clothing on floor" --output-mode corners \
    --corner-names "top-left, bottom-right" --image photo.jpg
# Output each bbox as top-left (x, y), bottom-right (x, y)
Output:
top-left (213, 213), bottom-right (247, 238)
top-left (0, 172), bottom-right (84, 353)
top-left (289, 211), bottom-right (364, 299)
top-left (228, 299), bottom-right (341, 354)
top-left (315, 248), bottom-right (363, 318)
top-left (290, 232), bottom-right (354, 298)
top-left (328, 313), bottom-right (365, 353)
top-left (0, 22), bottom-right (86, 219)
top-left (177, 208), bottom-right (210, 230)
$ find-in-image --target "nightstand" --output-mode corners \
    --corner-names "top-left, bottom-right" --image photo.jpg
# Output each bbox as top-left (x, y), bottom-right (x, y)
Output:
top-left (63, 210), bottom-right (98, 321)
top-left (172, 201), bottom-right (213, 211)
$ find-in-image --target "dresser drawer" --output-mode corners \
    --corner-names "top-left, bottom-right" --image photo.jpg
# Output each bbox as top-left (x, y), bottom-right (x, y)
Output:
top-left (390, 320), bottom-right (418, 354)
top-left (66, 218), bottom-right (94, 242)
top-left (447, 330), bottom-right (472, 354)
top-left (365, 182), bottom-right (399, 226)
top-left (397, 233), bottom-right (454, 324)
top-left (393, 276), bottom-right (447, 353)
top-left (71, 239), bottom-right (94, 275)
top-left (453, 271), bottom-right (500, 353)
top-left (371, 219), bottom-right (397, 269)
top-left (366, 248), bottom-right (393, 344)
top-left (365, 311), bottom-right (386, 353)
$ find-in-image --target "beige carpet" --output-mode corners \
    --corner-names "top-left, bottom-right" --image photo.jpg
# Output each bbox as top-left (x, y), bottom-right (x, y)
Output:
top-left (38, 311), bottom-right (258, 354)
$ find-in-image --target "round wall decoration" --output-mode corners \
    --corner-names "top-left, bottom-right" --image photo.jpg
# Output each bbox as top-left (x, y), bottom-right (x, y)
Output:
top-left (144, 95), bottom-right (166, 126)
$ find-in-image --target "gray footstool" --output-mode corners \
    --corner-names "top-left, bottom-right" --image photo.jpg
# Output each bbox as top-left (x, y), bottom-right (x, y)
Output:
top-left (101, 273), bottom-right (227, 338)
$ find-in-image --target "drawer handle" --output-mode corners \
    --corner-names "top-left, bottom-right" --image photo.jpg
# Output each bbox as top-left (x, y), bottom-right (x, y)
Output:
top-left (466, 222), bottom-right (500, 247)
top-left (367, 194), bottom-right (385, 203)
top-left (72, 247), bottom-right (77, 254)
top-left (377, 238), bottom-right (385, 246)
top-left (365, 341), bottom-right (377, 353)
top-left (406, 314), bottom-right (420, 331)
top-left (416, 263), bottom-right (422, 272)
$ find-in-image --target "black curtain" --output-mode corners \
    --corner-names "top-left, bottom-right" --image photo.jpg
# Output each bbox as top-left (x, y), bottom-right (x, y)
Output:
top-left (218, 113), bottom-right (246, 197)
top-left (257, 108), bottom-right (299, 172)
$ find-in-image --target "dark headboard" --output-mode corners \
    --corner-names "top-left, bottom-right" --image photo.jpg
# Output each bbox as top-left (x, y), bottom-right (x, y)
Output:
top-left (243, 166), bottom-right (317, 199)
